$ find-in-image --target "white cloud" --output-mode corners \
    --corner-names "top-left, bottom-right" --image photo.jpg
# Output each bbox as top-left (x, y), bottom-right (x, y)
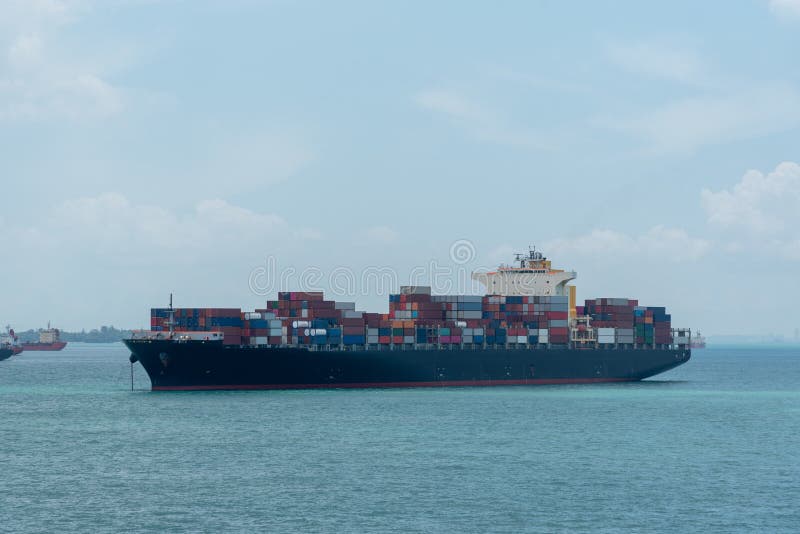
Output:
top-left (769, 0), bottom-right (800, 19)
top-left (414, 89), bottom-right (551, 150)
top-left (0, 193), bottom-right (325, 328)
top-left (0, 0), bottom-right (76, 32)
top-left (415, 90), bottom-right (489, 124)
top-left (546, 226), bottom-right (709, 263)
top-left (702, 162), bottom-right (800, 260)
top-left (784, 239), bottom-right (800, 260)
top-left (365, 225), bottom-right (399, 242)
top-left (605, 83), bottom-right (800, 155)
top-left (702, 161), bottom-right (800, 233)
top-left (194, 198), bottom-right (286, 230)
top-left (607, 42), bottom-right (706, 85)
top-left (7, 33), bottom-right (44, 67)
top-left (0, 0), bottom-right (126, 121)
top-left (47, 193), bottom-right (319, 259)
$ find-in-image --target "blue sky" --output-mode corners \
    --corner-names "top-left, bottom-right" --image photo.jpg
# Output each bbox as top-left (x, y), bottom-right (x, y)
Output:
top-left (1, 0), bottom-right (799, 336)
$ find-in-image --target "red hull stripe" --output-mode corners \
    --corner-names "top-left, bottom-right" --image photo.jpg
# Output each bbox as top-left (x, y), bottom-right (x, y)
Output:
top-left (20, 342), bottom-right (67, 351)
top-left (153, 377), bottom-right (633, 391)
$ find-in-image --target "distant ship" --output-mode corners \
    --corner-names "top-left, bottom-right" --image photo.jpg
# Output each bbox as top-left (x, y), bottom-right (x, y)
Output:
top-left (21, 323), bottom-right (67, 351)
top-left (690, 331), bottom-right (706, 349)
top-left (1, 326), bottom-right (23, 355)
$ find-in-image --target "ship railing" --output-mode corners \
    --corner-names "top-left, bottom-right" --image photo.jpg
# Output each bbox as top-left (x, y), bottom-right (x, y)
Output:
top-left (299, 342), bottom-right (569, 352)
top-left (127, 330), bottom-right (224, 342)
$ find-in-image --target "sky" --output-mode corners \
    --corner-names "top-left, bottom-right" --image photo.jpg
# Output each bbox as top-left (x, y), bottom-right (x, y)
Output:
top-left (1, 0), bottom-right (799, 336)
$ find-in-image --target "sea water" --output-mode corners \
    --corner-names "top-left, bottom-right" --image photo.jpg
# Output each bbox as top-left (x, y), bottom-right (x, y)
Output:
top-left (1, 343), bottom-right (798, 533)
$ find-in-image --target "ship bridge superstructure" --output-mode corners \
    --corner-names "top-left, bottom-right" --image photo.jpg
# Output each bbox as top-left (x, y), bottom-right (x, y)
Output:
top-left (472, 248), bottom-right (577, 297)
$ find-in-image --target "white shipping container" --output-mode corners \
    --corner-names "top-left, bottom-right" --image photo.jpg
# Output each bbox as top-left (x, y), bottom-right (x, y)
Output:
top-left (335, 301), bottom-right (356, 310)
top-left (516, 335), bottom-right (527, 344)
top-left (401, 286), bottom-right (432, 295)
top-left (252, 336), bottom-right (268, 345)
top-left (455, 321), bottom-right (467, 327)
top-left (598, 328), bottom-right (616, 337)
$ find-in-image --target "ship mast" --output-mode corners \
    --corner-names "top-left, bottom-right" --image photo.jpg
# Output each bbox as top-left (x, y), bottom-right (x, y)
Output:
top-left (166, 293), bottom-right (175, 336)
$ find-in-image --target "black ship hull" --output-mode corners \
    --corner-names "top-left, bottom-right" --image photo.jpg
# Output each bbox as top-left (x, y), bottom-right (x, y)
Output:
top-left (0, 348), bottom-right (12, 362)
top-left (124, 340), bottom-right (691, 391)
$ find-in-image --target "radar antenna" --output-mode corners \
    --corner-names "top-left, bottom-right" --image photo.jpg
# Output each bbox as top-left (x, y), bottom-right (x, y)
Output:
top-left (528, 245), bottom-right (544, 262)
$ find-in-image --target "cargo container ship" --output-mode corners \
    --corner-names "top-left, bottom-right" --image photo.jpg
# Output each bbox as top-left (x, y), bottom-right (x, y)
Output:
top-left (21, 323), bottom-right (67, 351)
top-left (125, 250), bottom-right (691, 391)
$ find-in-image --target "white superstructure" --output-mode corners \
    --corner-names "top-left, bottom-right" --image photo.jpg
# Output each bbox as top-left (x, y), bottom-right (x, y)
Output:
top-left (472, 248), bottom-right (576, 297)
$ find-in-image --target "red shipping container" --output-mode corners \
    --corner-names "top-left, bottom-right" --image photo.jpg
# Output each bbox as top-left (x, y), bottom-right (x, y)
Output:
top-left (343, 326), bottom-right (363, 335)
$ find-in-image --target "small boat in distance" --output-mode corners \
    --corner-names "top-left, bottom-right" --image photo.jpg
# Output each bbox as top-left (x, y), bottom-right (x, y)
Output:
top-left (1, 326), bottom-right (23, 355)
top-left (690, 331), bottom-right (706, 349)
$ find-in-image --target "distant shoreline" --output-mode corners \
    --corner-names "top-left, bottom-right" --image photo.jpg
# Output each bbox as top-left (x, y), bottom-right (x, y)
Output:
top-left (15, 327), bottom-right (133, 344)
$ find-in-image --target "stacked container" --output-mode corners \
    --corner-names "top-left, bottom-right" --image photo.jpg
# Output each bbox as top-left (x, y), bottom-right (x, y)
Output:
top-left (582, 298), bottom-right (671, 346)
top-left (149, 289), bottom-right (673, 349)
